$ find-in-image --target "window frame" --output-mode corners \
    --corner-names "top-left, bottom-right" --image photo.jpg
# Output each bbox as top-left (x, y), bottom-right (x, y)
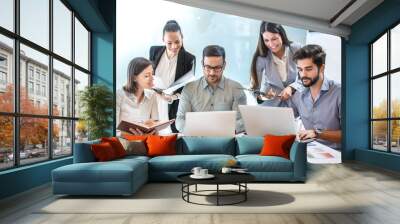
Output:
top-left (370, 20), bottom-right (400, 154)
top-left (0, 0), bottom-right (92, 171)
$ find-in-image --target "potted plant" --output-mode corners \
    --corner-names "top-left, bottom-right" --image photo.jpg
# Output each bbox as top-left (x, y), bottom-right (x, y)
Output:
top-left (79, 84), bottom-right (113, 140)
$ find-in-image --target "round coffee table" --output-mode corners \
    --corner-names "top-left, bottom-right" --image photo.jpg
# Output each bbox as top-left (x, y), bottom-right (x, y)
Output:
top-left (177, 173), bottom-right (255, 206)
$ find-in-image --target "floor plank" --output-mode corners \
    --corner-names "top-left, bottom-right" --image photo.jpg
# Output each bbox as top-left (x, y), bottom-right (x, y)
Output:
top-left (1, 161), bottom-right (400, 224)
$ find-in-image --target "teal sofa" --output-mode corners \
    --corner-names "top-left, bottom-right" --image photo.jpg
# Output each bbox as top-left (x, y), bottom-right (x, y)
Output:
top-left (52, 136), bottom-right (306, 196)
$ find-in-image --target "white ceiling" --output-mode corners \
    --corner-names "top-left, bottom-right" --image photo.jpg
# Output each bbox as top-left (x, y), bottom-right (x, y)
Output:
top-left (167, 0), bottom-right (384, 38)
top-left (229, 0), bottom-right (353, 22)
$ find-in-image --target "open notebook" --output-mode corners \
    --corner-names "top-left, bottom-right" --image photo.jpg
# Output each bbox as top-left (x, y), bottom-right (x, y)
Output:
top-left (117, 119), bottom-right (175, 133)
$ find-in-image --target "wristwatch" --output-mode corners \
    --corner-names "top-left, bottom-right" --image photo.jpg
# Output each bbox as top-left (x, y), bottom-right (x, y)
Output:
top-left (314, 128), bottom-right (323, 138)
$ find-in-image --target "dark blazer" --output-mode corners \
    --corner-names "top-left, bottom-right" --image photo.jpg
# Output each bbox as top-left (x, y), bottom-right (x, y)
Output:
top-left (149, 46), bottom-right (196, 133)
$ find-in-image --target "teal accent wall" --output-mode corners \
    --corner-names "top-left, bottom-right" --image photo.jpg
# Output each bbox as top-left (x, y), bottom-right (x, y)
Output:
top-left (0, 158), bottom-right (72, 199)
top-left (91, 0), bottom-right (116, 135)
top-left (91, 32), bottom-right (115, 136)
top-left (0, 0), bottom-right (116, 200)
top-left (92, 32), bottom-right (114, 88)
top-left (345, 0), bottom-right (400, 171)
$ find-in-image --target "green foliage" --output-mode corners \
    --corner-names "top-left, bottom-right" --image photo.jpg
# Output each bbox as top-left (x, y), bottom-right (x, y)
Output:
top-left (79, 84), bottom-right (114, 140)
top-left (372, 99), bottom-right (400, 140)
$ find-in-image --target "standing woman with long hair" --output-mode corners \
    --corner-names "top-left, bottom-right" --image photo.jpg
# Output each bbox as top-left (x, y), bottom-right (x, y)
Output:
top-left (250, 22), bottom-right (302, 106)
top-left (149, 20), bottom-right (195, 133)
top-left (116, 57), bottom-right (158, 135)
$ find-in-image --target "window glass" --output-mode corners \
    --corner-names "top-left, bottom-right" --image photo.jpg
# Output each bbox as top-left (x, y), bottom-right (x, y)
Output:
top-left (372, 121), bottom-right (388, 151)
top-left (53, 0), bottom-right (72, 60)
top-left (0, 35), bottom-right (14, 113)
top-left (372, 77), bottom-right (387, 119)
top-left (20, 117), bottom-right (49, 165)
top-left (372, 33), bottom-right (387, 76)
top-left (0, 0), bottom-right (92, 169)
top-left (391, 72), bottom-right (400, 118)
top-left (391, 24), bottom-right (400, 70)
top-left (74, 69), bottom-right (89, 118)
top-left (53, 59), bottom-right (72, 117)
top-left (74, 18), bottom-right (89, 70)
top-left (20, 44), bottom-right (49, 115)
top-left (75, 120), bottom-right (88, 143)
top-left (0, 0), bottom-right (14, 31)
top-left (391, 120), bottom-right (400, 153)
top-left (20, 0), bottom-right (49, 49)
top-left (53, 119), bottom-right (72, 157)
top-left (0, 116), bottom-right (13, 170)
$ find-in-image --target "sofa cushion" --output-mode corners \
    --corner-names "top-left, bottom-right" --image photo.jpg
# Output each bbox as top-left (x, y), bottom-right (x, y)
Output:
top-left (177, 137), bottom-right (236, 155)
top-left (101, 137), bottom-right (127, 158)
top-left (91, 142), bottom-right (118, 161)
top-left (52, 159), bottom-right (147, 183)
top-left (236, 136), bottom-right (263, 155)
top-left (115, 155), bottom-right (150, 163)
top-left (148, 154), bottom-right (235, 172)
top-left (74, 140), bottom-right (100, 163)
top-left (236, 155), bottom-right (293, 172)
top-left (147, 135), bottom-right (177, 157)
top-left (119, 138), bottom-right (147, 156)
top-left (260, 135), bottom-right (296, 159)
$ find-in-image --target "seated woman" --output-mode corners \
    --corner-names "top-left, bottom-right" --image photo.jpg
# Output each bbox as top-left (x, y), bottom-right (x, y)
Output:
top-left (116, 57), bottom-right (158, 135)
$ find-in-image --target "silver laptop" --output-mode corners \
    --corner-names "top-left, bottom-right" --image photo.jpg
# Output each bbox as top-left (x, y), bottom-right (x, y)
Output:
top-left (239, 105), bottom-right (297, 136)
top-left (183, 111), bottom-right (236, 137)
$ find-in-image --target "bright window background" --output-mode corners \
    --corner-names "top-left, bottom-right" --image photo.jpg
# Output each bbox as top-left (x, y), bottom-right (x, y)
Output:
top-left (371, 22), bottom-right (400, 153)
top-left (0, 0), bottom-right (14, 32)
top-left (0, 0), bottom-right (90, 170)
top-left (20, 0), bottom-right (49, 49)
top-left (117, 0), bottom-right (341, 98)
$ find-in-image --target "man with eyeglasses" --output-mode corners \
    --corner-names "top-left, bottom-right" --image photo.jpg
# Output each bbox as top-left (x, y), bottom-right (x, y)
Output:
top-left (175, 45), bottom-right (247, 133)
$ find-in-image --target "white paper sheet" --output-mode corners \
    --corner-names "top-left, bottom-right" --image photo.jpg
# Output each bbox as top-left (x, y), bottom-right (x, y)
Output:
top-left (307, 141), bottom-right (341, 164)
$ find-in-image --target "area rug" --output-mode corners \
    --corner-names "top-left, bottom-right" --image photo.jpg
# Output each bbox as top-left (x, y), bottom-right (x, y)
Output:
top-left (37, 183), bottom-right (361, 214)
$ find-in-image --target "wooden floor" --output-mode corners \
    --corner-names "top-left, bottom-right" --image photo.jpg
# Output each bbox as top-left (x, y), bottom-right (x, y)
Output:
top-left (1, 162), bottom-right (400, 224)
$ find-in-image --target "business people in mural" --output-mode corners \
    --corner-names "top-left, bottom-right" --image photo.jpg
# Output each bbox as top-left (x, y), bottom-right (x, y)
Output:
top-left (250, 21), bottom-right (303, 106)
top-left (116, 57), bottom-right (159, 136)
top-left (289, 45), bottom-right (342, 149)
top-left (116, 19), bottom-right (341, 150)
top-left (149, 20), bottom-right (196, 133)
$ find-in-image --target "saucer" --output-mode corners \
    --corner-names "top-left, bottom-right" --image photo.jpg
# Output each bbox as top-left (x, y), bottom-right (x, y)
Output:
top-left (190, 174), bottom-right (215, 179)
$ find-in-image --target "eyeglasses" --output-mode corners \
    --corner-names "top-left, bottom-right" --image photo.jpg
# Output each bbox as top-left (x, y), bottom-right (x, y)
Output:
top-left (203, 64), bottom-right (224, 73)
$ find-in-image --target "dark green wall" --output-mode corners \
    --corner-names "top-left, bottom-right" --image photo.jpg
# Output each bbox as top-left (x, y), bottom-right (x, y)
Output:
top-left (344, 0), bottom-right (400, 170)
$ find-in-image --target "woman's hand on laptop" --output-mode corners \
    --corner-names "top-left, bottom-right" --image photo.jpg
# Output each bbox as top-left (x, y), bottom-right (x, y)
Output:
top-left (279, 86), bottom-right (293, 101)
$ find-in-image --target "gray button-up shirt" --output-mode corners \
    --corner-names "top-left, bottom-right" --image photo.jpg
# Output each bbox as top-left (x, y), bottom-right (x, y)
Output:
top-left (289, 78), bottom-right (341, 149)
top-left (176, 76), bottom-right (247, 132)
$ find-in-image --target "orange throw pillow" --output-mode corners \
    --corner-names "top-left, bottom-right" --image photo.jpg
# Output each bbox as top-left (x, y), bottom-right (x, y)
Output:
top-left (122, 134), bottom-right (148, 141)
top-left (259, 134), bottom-right (296, 159)
top-left (101, 137), bottom-right (126, 158)
top-left (91, 142), bottom-right (117, 161)
top-left (146, 135), bottom-right (177, 157)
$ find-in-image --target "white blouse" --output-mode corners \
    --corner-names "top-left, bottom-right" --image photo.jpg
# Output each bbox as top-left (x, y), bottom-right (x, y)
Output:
top-left (116, 89), bottom-right (158, 126)
top-left (153, 51), bottom-right (178, 133)
top-left (154, 51), bottom-right (178, 89)
top-left (271, 47), bottom-right (288, 82)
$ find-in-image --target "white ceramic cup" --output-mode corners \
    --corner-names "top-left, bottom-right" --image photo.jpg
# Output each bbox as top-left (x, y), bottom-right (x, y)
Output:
top-left (191, 167), bottom-right (202, 176)
top-left (221, 167), bottom-right (232, 174)
top-left (200, 169), bottom-right (208, 176)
